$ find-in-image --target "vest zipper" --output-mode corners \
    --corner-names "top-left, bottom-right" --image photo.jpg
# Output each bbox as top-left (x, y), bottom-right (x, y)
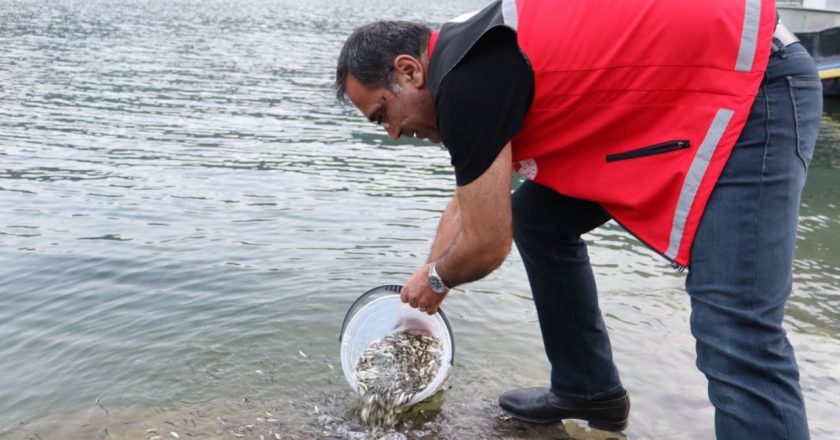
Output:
top-left (606, 140), bottom-right (690, 162)
top-left (607, 214), bottom-right (689, 271)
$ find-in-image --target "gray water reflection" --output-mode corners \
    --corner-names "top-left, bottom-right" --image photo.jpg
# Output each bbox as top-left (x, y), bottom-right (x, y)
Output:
top-left (1, 1), bottom-right (838, 439)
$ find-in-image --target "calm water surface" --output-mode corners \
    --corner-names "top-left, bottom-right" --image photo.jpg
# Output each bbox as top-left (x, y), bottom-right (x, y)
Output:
top-left (1, 1), bottom-right (838, 439)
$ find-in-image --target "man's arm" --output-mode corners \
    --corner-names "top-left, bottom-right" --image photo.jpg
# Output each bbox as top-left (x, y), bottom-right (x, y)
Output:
top-left (427, 197), bottom-right (461, 263)
top-left (436, 142), bottom-right (512, 285)
top-left (401, 143), bottom-right (513, 314)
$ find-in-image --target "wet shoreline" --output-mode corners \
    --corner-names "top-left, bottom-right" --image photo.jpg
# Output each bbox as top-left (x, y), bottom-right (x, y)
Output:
top-left (0, 391), bottom-right (629, 440)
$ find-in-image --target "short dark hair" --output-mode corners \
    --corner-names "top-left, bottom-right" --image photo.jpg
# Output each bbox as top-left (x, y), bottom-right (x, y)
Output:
top-left (335, 21), bottom-right (432, 103)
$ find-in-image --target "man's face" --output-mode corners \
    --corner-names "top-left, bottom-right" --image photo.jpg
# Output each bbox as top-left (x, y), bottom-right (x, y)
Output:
top-left (344, 55), bottom-right (440, 143)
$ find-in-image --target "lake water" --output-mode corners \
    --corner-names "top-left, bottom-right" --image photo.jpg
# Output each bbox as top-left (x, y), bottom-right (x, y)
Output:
top-left (1, 1), bottom-right (838, 439)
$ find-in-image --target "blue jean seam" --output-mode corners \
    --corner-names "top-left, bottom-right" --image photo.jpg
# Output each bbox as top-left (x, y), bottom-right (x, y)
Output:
top-left (753, 75), bottom-right (793, 439)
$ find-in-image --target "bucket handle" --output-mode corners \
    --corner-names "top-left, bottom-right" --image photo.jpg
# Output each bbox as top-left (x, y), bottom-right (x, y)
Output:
top-left (338, 284), bottom-right (455, 366)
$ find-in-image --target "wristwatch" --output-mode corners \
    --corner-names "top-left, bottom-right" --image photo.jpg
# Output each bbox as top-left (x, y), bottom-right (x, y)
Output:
top-left (428, 262), bottom-right (450, 294)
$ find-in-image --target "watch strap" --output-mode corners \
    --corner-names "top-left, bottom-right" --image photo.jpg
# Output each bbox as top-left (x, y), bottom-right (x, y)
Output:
top-left (429, 261), bottom-right (451, 293)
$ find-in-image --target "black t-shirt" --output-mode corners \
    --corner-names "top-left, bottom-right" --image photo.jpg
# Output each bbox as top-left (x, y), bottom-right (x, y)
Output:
top-left (435, 28), bottom-right (535, 186)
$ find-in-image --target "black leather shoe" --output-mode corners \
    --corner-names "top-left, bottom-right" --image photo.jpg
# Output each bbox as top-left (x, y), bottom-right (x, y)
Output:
top-left (498, 387), bottom-right (630, 432)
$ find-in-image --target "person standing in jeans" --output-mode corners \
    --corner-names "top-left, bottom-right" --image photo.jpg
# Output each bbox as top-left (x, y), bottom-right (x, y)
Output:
top-left (334, 0), bottom-right (822, 437)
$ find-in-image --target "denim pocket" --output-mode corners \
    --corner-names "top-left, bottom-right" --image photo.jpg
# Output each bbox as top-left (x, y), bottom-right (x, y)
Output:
top-left (787, 75), bottom-right (822, 170)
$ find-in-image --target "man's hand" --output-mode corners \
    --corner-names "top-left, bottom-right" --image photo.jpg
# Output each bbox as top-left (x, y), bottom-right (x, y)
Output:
top-left (400, 263), bottom-right (447, 315)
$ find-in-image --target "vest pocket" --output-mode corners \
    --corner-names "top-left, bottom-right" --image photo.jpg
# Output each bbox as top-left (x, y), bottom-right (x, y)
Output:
top-left (606, 140), bottom-right (690, 162)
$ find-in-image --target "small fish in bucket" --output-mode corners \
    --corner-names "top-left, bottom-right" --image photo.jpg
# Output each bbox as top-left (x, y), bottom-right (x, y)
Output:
top-left (339, 285), bottom-right (455, 425)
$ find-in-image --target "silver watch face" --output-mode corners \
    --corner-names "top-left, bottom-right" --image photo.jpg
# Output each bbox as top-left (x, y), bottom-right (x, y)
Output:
top-left (428, 274), bottom-right (447, 294)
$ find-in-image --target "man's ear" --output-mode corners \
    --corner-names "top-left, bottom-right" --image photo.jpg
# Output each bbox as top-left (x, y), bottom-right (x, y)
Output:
top-left (393, 54), bottom-right (425, 88)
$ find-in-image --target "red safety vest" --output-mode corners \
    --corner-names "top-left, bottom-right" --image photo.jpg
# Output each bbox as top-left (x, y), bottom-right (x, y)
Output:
top-left (428, 0), bottom-right (775, 267)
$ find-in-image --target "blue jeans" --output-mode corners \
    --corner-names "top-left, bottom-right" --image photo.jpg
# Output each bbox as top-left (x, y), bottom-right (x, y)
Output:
top-left (511, 42), bottom-right (821, 439)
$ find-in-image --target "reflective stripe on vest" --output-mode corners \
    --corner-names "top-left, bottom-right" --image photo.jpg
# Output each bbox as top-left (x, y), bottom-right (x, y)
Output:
top-left (737, 0), bottom-right (763, 71)
top-left (665, 109), bottom-right (734, 260)
top-left (501, 0), bottom-right (518, 29)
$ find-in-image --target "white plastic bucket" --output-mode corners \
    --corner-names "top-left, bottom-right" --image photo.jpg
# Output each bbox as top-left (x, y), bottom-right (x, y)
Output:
top-left (339, 285), bottom-right (455, 406)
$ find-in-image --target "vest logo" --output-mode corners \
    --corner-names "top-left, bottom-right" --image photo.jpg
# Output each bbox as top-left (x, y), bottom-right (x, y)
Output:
top-left (516, 159), bottom-right (538, 180)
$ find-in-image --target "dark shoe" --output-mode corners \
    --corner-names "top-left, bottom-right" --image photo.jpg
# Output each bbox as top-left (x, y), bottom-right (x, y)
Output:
top-left (498, 387), bottom-right (630, 432)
